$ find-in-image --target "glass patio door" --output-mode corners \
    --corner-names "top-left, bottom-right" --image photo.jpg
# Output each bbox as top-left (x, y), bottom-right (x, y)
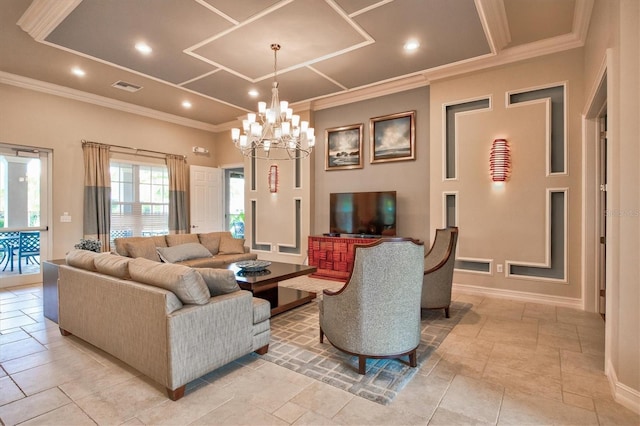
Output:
top-left (0, 144), bottom-right (50, 288)
top-left (225, 168), bottom-right (245, 238)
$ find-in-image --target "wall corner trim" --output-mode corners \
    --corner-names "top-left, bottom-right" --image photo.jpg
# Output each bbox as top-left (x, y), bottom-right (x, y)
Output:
top-left (606, 359), bottom-right (640, 415)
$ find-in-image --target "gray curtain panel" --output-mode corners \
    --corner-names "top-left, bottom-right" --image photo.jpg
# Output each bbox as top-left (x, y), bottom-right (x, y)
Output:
top-left (167, 154), bottom-right (188, 234)
top-left (82, 142), bottom-right (111, 252)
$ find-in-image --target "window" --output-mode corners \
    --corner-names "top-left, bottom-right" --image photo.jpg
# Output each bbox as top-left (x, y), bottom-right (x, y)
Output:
top-left (110, 161), bottom-right (169, 241)
top-left (225, 168), bottom-right (245, 238)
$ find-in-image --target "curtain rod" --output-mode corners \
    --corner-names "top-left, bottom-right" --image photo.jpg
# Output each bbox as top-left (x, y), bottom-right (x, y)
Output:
top-left (81, 140), bottom-right (186, 159)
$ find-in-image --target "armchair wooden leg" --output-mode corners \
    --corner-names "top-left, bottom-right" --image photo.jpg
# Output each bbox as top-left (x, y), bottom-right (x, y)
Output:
top-left (319, 328), bottom-right (324, 343)
top-left (167, 385), bottom-right (185, 401)
top-left (254, 344), bottom-right (269, 355)
top-left (444, 306), bottom-right (450, 318)
top-left (358, 356), bottom-right (367, 374)
top-left (409, 349), bottom-right (417, 368)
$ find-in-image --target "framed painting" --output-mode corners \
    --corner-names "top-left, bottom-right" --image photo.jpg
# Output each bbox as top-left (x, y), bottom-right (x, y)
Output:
top-left (370, 110), bottom-right (416, 163)
top-left (325, 123), bottom-right (364, 170)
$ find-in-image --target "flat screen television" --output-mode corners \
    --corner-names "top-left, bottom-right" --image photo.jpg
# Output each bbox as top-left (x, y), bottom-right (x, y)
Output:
top-left (329, 191), bottom-right (397, 237)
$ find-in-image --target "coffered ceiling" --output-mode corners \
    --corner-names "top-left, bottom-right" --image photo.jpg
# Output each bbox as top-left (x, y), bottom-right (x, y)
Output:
top-left (0, 0), bottom-right (593, 131)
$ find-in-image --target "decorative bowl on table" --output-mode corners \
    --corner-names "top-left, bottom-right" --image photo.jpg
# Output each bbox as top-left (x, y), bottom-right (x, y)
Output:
top-left (235, 260), bottom-right (272, 272)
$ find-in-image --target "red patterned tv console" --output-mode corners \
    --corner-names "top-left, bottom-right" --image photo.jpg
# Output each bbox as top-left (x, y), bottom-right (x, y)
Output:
top-left (307, 235), bottom-right (380, 281)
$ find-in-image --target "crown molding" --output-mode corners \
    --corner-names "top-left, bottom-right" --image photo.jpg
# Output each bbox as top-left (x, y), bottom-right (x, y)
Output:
top-left (0, 71), bottom-right (218, 132)
top-left (574, 0), bottom-right (595, 45)
top-left (476, 0), bottom-right (511, 53)
top-left (17, 0), bottom-right (81, 41)
top-left (426, 32), bottom-right (584, 82)
top-left (310, 74), bottom-right (430, 111)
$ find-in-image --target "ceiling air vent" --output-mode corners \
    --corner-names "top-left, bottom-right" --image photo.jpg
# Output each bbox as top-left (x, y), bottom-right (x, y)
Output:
top-left (112, 80), bottom-right (142, 92)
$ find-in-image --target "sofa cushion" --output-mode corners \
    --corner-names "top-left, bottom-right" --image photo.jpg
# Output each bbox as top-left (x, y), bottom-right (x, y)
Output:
top-left (94, 253), bottom-right (131, 279)
top-left (177, 252), bottom-right (257, 268)
top-left (151, 235), bottom-right (168, 247)
top-left (219, 236), bottom-right (246, 254)
top-left (66, 249), bottom-right (99, 271)
top-left (198, 232), bottom-right (223, 255)
top-left (214, 252), bottom-right (258, 265)
top-left (128, 258), bottom-right (210, 305)
top-left (166, 234), bottom-right (199, 247)
top-left (157, 243), bottom-right (212, 263)
top-left (196, 268), bottom-right (240, 296)
top-left (125, 239), bottom-right (161, 262)
top-left (253, 298), bottom-right (271, 324)
top-left (113, 236), bottom-right (168, 257)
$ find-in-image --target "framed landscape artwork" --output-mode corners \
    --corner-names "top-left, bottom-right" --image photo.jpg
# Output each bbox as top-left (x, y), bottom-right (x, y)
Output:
top-left (325, 123), bottom-right (364, 170)
top-left (370, 111), bottom-right (416, 163)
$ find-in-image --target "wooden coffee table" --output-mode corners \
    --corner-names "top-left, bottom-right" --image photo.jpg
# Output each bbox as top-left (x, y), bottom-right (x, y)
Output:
top-left (228, 261), bottom-right (317, 316)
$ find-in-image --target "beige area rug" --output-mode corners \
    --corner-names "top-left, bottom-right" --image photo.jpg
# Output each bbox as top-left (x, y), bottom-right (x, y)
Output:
top-left (257, 276), bottom-right (471, 405)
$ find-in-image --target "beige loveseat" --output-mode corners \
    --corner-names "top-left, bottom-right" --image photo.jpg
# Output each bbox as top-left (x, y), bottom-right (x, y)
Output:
top-left (58, 249), bottom-right (270, 401)
top-left (113, 231), bottom-right (257, 268)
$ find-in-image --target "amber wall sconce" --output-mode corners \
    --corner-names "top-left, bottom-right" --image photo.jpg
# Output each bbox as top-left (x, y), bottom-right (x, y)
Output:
top-left (268, 165), bottom-right (278, 192)
top-left (490, 138), bottom-right (511, 182)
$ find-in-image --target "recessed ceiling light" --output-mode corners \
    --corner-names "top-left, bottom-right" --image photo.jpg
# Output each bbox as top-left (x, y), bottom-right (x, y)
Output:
top-left (248, 89), bottom-right (259, 97)
top-left (135, 42), bottom-right (152, 55)
top-left (71, 67), bottom-right (85, 77)
top-left (403, 40), bottom-right (420, 52)
top-left (182, 101), bottom-right (192, 109)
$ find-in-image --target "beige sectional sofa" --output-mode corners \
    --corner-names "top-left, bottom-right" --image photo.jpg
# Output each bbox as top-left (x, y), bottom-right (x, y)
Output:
top-left (58, 249), bottom-right (270, 401)
top-left (113, 231), bottom-right (257, 268)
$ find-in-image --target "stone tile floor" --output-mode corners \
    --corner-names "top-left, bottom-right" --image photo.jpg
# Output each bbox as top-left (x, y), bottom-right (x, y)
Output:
top-left (0, 276), bottom-right (638, 425)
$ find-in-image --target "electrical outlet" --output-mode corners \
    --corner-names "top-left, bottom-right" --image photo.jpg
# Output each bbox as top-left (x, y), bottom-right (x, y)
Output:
top-left (496, 264), bottom-right (503, 273)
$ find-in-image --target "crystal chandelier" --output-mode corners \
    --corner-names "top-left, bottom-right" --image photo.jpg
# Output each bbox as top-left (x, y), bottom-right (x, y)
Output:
top-left (231, 44), bottom-right (315, 160)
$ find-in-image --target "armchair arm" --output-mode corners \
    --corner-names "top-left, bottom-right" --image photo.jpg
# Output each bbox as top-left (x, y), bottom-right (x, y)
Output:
top-left (424, 255), bottom-right (450, 274)
top-left (322, 285), bottom-right (347, 297)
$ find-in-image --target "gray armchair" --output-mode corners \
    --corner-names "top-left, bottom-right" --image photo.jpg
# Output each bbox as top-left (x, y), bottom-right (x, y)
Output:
top-left (422, 227), bottom-right (458, 318)
top-left (319, 238), bottom-right (425, 374)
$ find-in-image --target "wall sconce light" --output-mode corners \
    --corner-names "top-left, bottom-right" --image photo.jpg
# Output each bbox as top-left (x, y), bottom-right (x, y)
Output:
top-left (490, 138), bottom-right (511, 182)
top-left (268, 165), bottom-right (278, 193)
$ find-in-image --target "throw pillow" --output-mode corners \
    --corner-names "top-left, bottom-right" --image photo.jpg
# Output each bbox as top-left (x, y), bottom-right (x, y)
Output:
top-left (165, 234), bottom-right (199, 247)
top-left (198, 232), bottom-right (222, 255)
top-left (219, 236), bottom-right (245, 254)
top-left (128, 257), bottom-right (210, 305)
top-left (66, 249), bottom-right (99, 271)
top-left (94, 253), bottom-right (131, 279)
top-left (156, 243), bottom-right (212, 263)
top-left (196, 268), bottom-right (240, 296)
top-left (125, 239), bottom-right (161, 262)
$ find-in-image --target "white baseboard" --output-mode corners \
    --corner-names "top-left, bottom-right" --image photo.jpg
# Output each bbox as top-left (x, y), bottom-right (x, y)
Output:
top-left (606, 359), bottom-right (640, 415)
top-left (452, 283), bottom-right (583, 309)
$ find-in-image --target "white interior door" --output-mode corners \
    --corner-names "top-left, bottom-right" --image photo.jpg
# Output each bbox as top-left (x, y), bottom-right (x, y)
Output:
top-left (189, 165), bottom-right (223, 233)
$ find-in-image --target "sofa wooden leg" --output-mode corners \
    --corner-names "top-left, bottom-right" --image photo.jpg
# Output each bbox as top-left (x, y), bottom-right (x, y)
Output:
top-left (444, 306), bottom-right (450, 318)
top-left (358, 356), bottom-right (367, 374)
top-left (409, 349), bottom-right (417, 368)
top-left (59, 328), bottom-right (71, 336)
top-left (254, 344), bottom-right (269, 355)
top-left (167, 385), bottom-right (185, 401)
top-left (319, 328), bottom-right (324, 343)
